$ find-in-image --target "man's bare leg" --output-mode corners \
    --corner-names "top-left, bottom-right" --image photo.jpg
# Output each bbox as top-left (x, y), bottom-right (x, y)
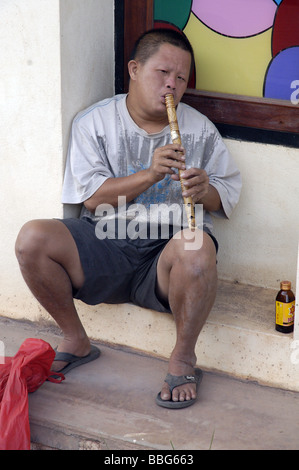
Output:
top-left (156, 229), bottom-right (217, 403)
top-left (15, 219), bottom-right (89, 371)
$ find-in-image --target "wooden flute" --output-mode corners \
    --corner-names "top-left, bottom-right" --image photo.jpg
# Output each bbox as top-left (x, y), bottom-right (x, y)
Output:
top-left (165, 93), bottom-right (196, 231)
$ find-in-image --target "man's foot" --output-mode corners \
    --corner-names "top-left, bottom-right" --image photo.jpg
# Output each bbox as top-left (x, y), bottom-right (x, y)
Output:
top-left (50, 337), bottom-right (92, 372)
top-left (160, 376), bottom-right (197, 402)
top-left (156, 369), bottom-right (203, 409)
top-left (51, 344), bottom-right (101, 376)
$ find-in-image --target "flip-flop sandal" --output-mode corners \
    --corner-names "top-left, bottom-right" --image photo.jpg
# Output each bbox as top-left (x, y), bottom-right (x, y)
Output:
top-left (50, 344), bottom-right (101, 378)
top-left (155, 368), bottom-right (203, 409)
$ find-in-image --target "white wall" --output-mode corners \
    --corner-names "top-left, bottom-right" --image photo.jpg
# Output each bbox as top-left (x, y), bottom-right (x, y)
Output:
top-left (60, 0), bottom-right (114, 217)
top-left (60, 0), bottom-right (114, 177)
top-left (214, 139), bottom-right (299, 291)
top-left (0, 0), bottom-right (114, 320)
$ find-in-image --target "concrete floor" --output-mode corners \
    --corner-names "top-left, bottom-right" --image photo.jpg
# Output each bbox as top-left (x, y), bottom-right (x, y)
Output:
top-left (1, 316), bottom-right (298, 450)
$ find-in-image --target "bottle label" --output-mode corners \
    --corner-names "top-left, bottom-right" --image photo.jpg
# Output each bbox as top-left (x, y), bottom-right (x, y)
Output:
top-left (276, 301), bottom-right (295, 327)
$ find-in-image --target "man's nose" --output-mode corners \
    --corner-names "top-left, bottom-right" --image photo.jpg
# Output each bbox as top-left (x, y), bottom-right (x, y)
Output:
top-left (166, 76), bottom-right (176, 90)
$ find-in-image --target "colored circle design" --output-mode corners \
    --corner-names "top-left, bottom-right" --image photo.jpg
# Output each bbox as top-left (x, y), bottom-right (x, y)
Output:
top-left (154, 0), bottom-right (192, 31)
top-left (272, 0), bottom-right (299, 57)
top-left (184, 12), bottom-right (272, 96)
top-left (191, 0), bottom-right (277, 38)
top-left (264, 47), bottom-right (299, 100)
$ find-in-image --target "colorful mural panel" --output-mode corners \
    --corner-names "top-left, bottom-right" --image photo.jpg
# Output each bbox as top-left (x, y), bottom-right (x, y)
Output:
top-left (154, 0), bottom-right (299, 101)
top-left (191, 0), bottom-right (277, 38)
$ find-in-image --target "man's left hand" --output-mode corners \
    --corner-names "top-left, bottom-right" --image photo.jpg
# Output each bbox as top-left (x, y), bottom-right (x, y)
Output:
top-left (172, 168), bottom-right (209, 203)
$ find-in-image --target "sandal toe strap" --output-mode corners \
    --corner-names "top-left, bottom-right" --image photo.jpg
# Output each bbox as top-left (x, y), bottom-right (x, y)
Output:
top-left (164, 373), bottom-right (197, 392)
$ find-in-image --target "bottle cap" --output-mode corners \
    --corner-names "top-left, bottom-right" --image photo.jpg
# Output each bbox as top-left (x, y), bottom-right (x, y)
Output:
top-left (280, 280), bottom-right (291, 290)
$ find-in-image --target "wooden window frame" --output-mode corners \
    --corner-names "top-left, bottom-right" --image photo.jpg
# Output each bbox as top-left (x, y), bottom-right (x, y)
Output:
top-left (117, 0), bottom-right (299, 146)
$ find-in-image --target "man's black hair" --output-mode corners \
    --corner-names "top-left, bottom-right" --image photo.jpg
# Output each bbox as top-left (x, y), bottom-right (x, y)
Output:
top-left (130, 28), bottom-right (194, 77)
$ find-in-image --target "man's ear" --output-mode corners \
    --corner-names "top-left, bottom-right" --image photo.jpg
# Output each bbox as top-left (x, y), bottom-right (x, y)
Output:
top-left (128, 60), bottom-right (138, 81)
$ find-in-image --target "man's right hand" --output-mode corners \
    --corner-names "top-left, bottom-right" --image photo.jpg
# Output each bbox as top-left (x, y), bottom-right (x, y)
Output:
top-left (148, 143), bottom-right (186, 183)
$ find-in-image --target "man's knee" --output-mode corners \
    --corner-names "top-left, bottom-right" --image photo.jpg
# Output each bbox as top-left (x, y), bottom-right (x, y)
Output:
top-left (175, 232), bottom-right (217, 282)
top-left (15, 219), bottom-right (51, 264)
top-left (175, 228), bottom-right (215, 258)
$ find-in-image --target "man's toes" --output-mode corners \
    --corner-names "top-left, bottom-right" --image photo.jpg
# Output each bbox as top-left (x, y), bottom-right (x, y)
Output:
top-left (177, 385), bottom-right (196, 402)
top-left (171, 387), bottom-right (180, 402)
top-left (160, 383), bottom-right (197, 402)
top-left (160, 383), bottom-right (171, 401)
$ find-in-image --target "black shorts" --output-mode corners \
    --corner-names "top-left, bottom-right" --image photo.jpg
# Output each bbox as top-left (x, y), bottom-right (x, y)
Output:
top-left (60, 217), bottom-right (218, 313)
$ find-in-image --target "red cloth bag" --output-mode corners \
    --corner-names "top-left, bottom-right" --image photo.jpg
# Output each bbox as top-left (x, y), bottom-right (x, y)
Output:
top-left (0, 338), bottom-right (64, 450)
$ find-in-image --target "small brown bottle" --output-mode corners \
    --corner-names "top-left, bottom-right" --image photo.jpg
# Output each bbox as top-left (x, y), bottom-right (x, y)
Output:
top-left (275, 281), bottom-right (295, 333)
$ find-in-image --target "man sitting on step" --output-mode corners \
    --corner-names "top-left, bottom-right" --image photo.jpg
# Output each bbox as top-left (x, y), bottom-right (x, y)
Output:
top-left (15, 28), bottom-right (241, 409)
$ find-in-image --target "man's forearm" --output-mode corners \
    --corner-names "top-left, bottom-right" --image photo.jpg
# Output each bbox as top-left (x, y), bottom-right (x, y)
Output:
top-left (84, 173), bottom-right (222, 215)
top-left (84, 170), bottom-right (154, 213)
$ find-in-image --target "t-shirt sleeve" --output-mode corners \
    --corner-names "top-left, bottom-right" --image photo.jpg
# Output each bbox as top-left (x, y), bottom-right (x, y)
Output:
top-left (202, 127), bottom-right (242, 219)
top-left (61, 115), bottom-right (113, 204)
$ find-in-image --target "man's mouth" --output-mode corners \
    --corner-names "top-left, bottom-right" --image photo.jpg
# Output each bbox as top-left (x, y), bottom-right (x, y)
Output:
top-left (162, 93), bottom-right (174, 104)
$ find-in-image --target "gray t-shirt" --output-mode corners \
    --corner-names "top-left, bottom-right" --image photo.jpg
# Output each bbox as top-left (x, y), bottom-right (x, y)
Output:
top-left (62, 94), bottom-right (241, 234)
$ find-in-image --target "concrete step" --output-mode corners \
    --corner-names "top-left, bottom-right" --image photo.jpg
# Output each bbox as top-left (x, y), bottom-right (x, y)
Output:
top-left (71, 280), bottom-right (299, 392)
top-left (1, 316), bottom-right (299, 450)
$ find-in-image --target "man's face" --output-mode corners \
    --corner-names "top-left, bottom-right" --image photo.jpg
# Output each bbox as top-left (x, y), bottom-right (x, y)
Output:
top-left (129, 43), bottom-right (191, 120)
